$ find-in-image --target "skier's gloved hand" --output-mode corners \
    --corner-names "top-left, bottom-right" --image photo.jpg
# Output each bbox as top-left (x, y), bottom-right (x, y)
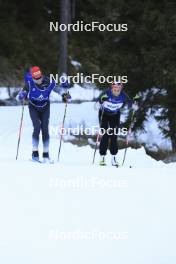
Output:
top-left (17, 91), bottom-right (27, 101)
top-left (133, 94), bottom-right (140, 102)
top-left (100, 94), bottom-right (108, 104)
top-left (62, 92), bottom-right (71, 103)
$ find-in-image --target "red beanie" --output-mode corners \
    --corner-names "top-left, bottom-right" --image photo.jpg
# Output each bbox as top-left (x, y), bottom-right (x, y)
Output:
top-left (31, 66), bottom-right (42, 79)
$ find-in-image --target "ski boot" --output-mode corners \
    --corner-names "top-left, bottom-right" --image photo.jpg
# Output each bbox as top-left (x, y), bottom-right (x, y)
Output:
top-left (32, 151), bottom-right (40, 163)
top-left (43, 152), bottom-right (54, 164)
top-left (99, 155), bottom-right (106, 166)
top-left (111, 155), bottom-right (119, 167)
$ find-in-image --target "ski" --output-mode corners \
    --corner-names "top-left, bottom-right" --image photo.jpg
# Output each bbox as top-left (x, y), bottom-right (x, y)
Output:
top-left (29, 158), bottom-right (55, 164)
top-left (43, 158), bottom-right (55, 164)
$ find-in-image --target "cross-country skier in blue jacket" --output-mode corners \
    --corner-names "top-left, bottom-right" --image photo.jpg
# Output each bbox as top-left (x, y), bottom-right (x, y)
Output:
top-left (17, 66), bottom-right (71, 163)
top-left (98, 81), bottom-right (132, 167)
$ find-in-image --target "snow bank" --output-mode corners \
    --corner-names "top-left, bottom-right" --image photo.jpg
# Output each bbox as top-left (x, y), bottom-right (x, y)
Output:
top-left (50, 84), bottom-right (101, 102)
top-left (0, 87), bottom-right (10, 100)
top-left (0, 85), bottom-right (101, 102)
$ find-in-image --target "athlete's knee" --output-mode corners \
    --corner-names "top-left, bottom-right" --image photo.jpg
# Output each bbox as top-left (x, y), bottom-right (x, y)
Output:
top-left (33, 124), bottom-right (41, 136)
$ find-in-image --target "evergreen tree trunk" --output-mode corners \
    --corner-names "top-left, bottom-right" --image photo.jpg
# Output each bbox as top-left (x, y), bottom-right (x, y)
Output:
top-left (59, 0), bottom-right (70, 76)
top-left (71, 0), bottom-right (76, 21)
top-left (7, 88), bottom-right (11, 98)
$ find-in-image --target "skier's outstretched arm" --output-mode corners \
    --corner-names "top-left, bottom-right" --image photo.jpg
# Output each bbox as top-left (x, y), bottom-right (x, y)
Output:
top-left (53, 85), bottom-right (65, 95)
top-left (98, 89), bottom-right (109, 104)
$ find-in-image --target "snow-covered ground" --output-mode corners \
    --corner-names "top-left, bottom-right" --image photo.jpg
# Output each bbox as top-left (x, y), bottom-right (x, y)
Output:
top-left (0, 103), bottom-right (176, 264)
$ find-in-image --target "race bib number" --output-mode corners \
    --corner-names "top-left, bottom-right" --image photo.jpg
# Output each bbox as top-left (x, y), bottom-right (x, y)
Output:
top-left (103, 101), bottom-right (123, 111)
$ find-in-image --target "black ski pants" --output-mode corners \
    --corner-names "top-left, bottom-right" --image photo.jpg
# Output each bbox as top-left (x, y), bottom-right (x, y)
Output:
top-left (99, 110), bottom-right (120, 155)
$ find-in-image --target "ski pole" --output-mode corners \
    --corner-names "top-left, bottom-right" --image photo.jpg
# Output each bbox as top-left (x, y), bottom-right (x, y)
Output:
top-left (92, 106), bottom-right (104, 164)
top-left (121, 108), bottom-right (135, 166)
top-left (57, 101), bottom-right (68, 162)
top-left (16, 101), bottom-right (25, 160)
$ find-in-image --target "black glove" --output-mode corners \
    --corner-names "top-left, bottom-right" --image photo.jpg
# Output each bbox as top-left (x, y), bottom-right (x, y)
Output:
top-left (100, 94), bottom-right (108, 104)
top-left (62, 92), bottom-right (71, 103)
top-left (133, 94), bottom-right (140, 103)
